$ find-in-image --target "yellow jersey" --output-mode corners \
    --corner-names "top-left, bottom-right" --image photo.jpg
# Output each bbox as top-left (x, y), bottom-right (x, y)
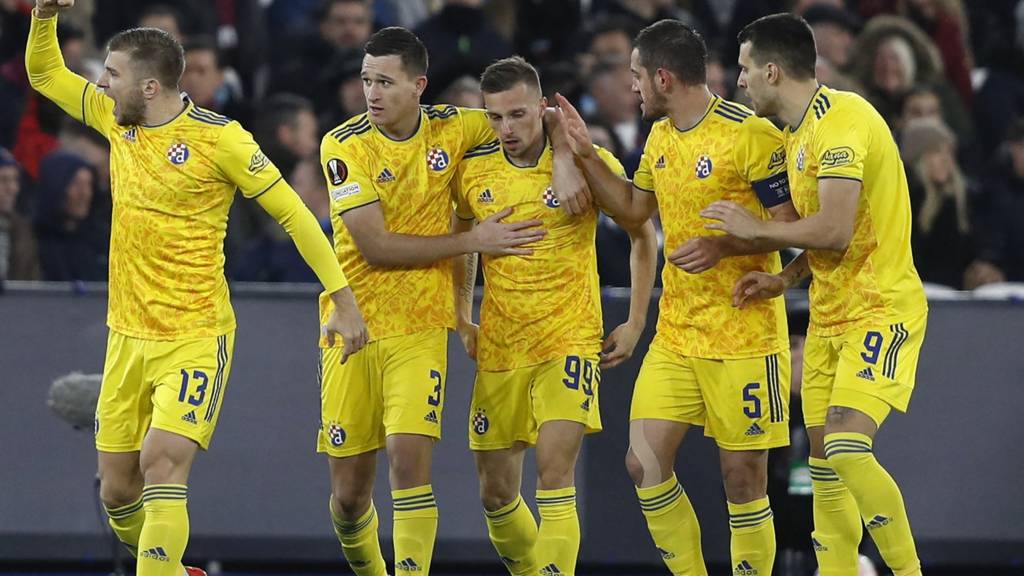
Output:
top-left (26, 14), bottom-right (347, 340)
top-left (634, 96), bottom-right (789, 358)
top-left (319, 106), bottom-right (494, 344)
top-left (454, 140), bottom-right (624, 371)
top-left (785, 86), bottom-right (927, 336)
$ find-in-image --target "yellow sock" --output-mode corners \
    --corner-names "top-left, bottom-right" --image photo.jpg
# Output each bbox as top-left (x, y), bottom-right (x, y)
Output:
top-left (105, 496), bottom-right (146, 557)
top-left (636, 474), bottom-right (707, 576)
top-left (535, 487), bottom-right (580, 576)
top-left (330, 499), bottom-right (387, 576)
top-left (727, 496), bottom-right (775, 576)
top-left (483, 494), bottom-right (538, 576)
top-left (392, 485), bottom-right (438, 574)
top-left (825, 433), bottom-right (921, 576)
top-left (136, 484), bottom-right (189, 576)
top-left (809, 456), bottom-right (863, 576)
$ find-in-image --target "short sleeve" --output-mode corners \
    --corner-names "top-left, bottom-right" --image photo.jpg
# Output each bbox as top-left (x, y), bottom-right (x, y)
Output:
top-left (215, 121), bottom-right (285, 198)
top-left (734, 116), bottom-right (790, 208)
top-left (459, 108), bottom-right (496, 151)
top-left (319, 134), bottom-right (378, 214)
top-left (633, 143), bottom-right (655, 193)
top-left (813, 107), bottom-right (868, 181)
top-left (595, 145), bottom-right (626, 178)
top-left (451, 166), bottom-right (474, 220)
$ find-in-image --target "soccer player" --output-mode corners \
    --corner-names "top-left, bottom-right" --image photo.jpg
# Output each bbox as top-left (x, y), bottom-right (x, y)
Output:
top-left (451, 57), bottom-right (658, 576)
top-left (556, 19), bottom-right (798, 576)
top-left (317, 29), bottom-right (580, 576)
top-left (26, 1), bottom-right (368, 575)
top-left (701, 13), bottom-right (928, 576)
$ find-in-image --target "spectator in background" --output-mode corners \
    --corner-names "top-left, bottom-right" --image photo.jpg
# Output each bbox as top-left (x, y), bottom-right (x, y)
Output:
top-left (803, 4), bottom-right (864, 92)
top-left (136, 3), bottom-right (183, 41)
top-left (55, 120), bottom-right (110, 220)
top-left (268, 0), bottom-right (373, 108)
top-left (415, 0), bottom-right (512, 102)
top-left (181, 37), bottom-right (248, 123)
top-left (0, 148), bottom-right (38, 281)
top-left (91, 1), bottom-right (218, 47)
top-left (33, 151), bottom-right (106, 282)
top-left (437, 75), bottom-right (483, 109)
top-left (233, 159), bottom-right (329, 283)
top-left (575, 16), bottom-right (635, 78)
top-left (901, 117), bottom-right (974, 288)
top-left (316, 51), bottom-right (366, 133)
top-left (706, 51), bottom-right (731, 99)
top-left (968, 119), bottom-right (1024, 287)
top-left (586, 60), bottom-right (641, 159)
top-left (847, 16), bottom-right (973, 147)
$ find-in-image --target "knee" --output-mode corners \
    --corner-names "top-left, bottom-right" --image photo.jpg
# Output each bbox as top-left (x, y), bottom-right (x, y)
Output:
top-left (478, 476), bottom-right (518, 512)
top-left (721, 456), bottom-right (767, 503)
top-left (537, 464), bottom-right (574, 491)
top-left (624, 448), bottom-right (646, 486)
top-left (331, 484), bottom-right (373, 520)
top-left (387, 440), bottom-right (432, 488)
top-left (98, 474), bottom-right (143, 508)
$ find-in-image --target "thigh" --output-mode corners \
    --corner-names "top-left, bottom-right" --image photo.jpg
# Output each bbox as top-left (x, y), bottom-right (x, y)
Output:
top-left (470, 367), bottom-right (534, 450)
top-left (319, 343), bottom-right (384, 458)
top-left (533, 353), bottom-right (601, 433)
top-left (696, 350), bottom-right (791, 451)
top-left (535, 419), bottom-right (586, 488)
top-left (629, 345), bottom-right (705, 426)
top-left (832, 313), bottom-right (928, 427)
top-left (474, 444), bottom-right (528, 507)
top-left (381, 328), bottom-right (448, 439)
top-left (628, 418), bottom-right (690, 487)
top-left (329, 451), bottom-right (378, 505)
top-left (148, 332), bottom-right (235, 451)
top-left (801, 332), bottom-right (839, 429)
top-left (96, 331), bottom-right (150, 453)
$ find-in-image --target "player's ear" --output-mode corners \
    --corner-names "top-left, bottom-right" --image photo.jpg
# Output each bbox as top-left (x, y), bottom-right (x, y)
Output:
top-left (656, 67), bottom-right (672, 92)
top-left (766, 62), bottom-right (780, 85)
top-left (414, 75), bottom-right (428, 97)
top-left (141, 77), bottom-right (160, 99)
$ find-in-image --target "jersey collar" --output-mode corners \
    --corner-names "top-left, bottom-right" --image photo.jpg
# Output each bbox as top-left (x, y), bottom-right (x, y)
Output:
top-left (787, 84), bottom-right (825, 134)
top-left (138, 92), bottom-right (193, 130)
top-left (501, 134), bottom-right (550, 169)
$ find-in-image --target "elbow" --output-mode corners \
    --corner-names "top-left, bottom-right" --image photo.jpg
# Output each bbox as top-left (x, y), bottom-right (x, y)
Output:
top-left (826, 227), bottom-right (853, 252)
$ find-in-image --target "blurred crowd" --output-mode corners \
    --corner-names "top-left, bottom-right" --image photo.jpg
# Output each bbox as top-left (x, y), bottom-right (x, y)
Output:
top-left (1, 0), bottom-right (1023, 290)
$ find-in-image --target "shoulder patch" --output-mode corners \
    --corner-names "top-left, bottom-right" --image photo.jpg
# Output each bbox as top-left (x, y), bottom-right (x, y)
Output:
top-left (424, 104), bottom-right (458, 120)
top-left (464, 139), bottom-right (500, 159)
top-left (812, 92), bottom-right (832, 120)
top-left (767, 147), bottom-right (786, 171)
top-left (713, 100), bottom-right (751, 123)
top-left (325, 158), bottom-right (348, 186)
top-left (187, 107), bottom-right (230, 126)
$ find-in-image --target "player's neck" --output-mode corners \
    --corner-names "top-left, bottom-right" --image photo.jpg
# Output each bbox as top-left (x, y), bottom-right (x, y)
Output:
top-left (778, 79), bottom-right (822, 129)
top-left (377, 109), bottom-right (422, 141)
top-left (666, 84), bottom-right (713, 132)
top-left (506, 133), bottom-right (546, 168)
top-left (142, 93), bottom-right (187, 127)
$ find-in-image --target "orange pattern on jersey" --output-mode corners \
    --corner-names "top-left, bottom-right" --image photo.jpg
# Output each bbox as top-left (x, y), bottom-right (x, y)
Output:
top-left (319, 106), bottom-right (495, 344)
top-left (634, 97), bottom-right (788, 358)
top-left (785, 87), bottom-right (926, 336)
top-left (454, 143), bottom-right (623, 371)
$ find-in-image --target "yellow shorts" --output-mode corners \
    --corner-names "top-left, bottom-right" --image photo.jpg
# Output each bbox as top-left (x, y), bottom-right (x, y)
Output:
top-left (630, 344), bottom-right (790, 450)
top-left (802, 312), bottom-right (927, 428)
top-left (469, 353), bottom-right (601, 451)
top-left (318, 328), bottom-right (448, 458)
top-left (96, 330), bottom-right (234, 452)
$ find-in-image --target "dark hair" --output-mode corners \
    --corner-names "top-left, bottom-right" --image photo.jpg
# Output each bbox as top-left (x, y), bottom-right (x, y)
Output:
top-left (255, 93), bottom-right (314, 136)
top-left (737, 13), bottom-right (817, 81)
top-left (589, 15), bottom-right (637, 45)
top-left (182, 36), bottom-right (220, 68)
top-left (364, 27), bottom-right (428, 76)
top-left (315, 0), bottom-right (367, 21)
top-left (634, 19), bottom-right (707, 86)
top-left (480, 56), bottom-right (541, 95)
top-left (108, 27), bottom-right (185, 89)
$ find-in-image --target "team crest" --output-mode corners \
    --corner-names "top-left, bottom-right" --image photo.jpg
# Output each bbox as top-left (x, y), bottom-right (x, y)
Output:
top-left (326, 422), bottom-right (347, 447)
top-left (472, 408), bottom-right (490, 435)
top-left (542, 187), bottom-right (559, 208)
top-left (796, 146), bottom-right (806, 171)
top-left (167, 142), bottom-right (189, 165)
top-left (122, 128), bottom-right (137, 142)
top-left (427, 146), bottom-right (450, 171)
top-left (695, 154), bottom-right (713, 179)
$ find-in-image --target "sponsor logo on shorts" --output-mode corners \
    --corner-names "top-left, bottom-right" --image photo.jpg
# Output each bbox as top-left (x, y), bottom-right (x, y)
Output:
top-left (181, 410), bottom-right (197, 425)
top-left (472, 408), bottom-right (489, 435)
top-left (745, 422), bottom-right (765, 436)
top-left (856, 367), bottom-right (875, 381)
top-left (326, 422), bottom-right (347, 447)
top-left (424, 410), bottom-right (438, 424)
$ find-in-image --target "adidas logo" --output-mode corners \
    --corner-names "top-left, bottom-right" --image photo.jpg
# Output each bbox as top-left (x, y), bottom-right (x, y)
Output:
top-left (866, 514), bottom-right (891, 530)
top-left (499, 556), bottom-right (518, 567)
top-left (811, 537), bottom-right (828, 552)
top-left (181, 410), bottom-right (197, 425)
top-left (539, 564), bottom-right (564, 576)
top-left (350, 560), bottom-right (370, 568)
top-left (657, 546), bottom-right (676, 560)
top-left (733, 560), bottom-right (757, 575)
top-left (655, 155), bottom-right (666, 169)
top-left (478, 188), bottom-right (494, 203)
top-left (395, 557), bottom-right (422, 571)
top-left (376, 167), bottom-right (396, 184)
top-left (856, 367), bottom-right (875, 381)
top-left (580, 398), bottom-right (590, 411)
top-left (745, 422), bottom-right (765, 436)
top-left (423, 410), bottom-right (438, 424)
top-left (140, 547), bottom-right (170, 562)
